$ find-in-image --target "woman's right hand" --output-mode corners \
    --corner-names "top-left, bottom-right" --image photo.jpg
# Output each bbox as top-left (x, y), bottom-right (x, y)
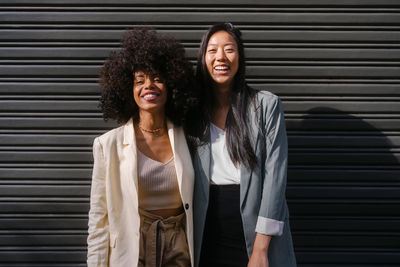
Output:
top-left (248, 249), bottom-right (269, 267)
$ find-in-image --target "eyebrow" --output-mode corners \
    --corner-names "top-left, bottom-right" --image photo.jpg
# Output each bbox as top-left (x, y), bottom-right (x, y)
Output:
top-left (207, 42), bottom-right (236, 46)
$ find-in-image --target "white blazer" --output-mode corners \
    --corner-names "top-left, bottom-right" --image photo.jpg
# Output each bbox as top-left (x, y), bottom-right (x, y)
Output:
top-left (87, 118), bottom-right (194, 267)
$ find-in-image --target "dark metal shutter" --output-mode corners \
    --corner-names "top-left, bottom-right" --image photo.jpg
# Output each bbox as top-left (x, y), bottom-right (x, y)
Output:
top-left (0, 0), bottom-right (399, 266)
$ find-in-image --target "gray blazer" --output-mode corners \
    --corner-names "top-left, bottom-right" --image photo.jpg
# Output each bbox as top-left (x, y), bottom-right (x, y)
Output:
top-left (193, 91), bottom-right (297, 267)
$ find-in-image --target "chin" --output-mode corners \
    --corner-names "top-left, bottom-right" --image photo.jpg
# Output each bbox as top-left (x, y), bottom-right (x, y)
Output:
top-left (141, 104), bottom-right (165, 113)
top-left (214, 78), bottom-right (232, 87)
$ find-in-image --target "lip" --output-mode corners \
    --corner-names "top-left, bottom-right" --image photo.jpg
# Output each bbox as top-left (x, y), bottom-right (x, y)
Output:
top-left (141, 91), bottom-right (160, 101)
top-left (213, 64), bottom-right (230, 74)
top-left (214, 64), bottom-right (229, 69)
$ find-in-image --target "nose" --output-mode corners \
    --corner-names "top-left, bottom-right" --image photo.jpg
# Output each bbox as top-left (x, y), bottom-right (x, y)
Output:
top-left (215, 48), bottom-right (226, 61)
top-left (143, 77), bottom-right (153, 89)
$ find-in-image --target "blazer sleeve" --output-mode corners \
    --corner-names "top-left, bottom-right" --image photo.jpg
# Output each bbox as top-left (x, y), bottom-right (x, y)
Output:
top-left (87, 137), bottom-right (110, 266)
top-left (255, 97), bottom-right (288, 236)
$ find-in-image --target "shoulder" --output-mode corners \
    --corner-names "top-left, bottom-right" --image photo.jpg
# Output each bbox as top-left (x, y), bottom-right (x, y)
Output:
top-left (254, 90), bottom-right (280, 107)
top-left (95, 123), bottom-right (125, 148)
top-left (98, 124), bottom-right (124, 142)
top-left (248, 89), bottom-right (282, 116)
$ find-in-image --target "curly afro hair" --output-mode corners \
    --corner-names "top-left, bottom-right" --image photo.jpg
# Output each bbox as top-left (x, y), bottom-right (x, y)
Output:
top-left (99, 28), bottom-right (197, 125)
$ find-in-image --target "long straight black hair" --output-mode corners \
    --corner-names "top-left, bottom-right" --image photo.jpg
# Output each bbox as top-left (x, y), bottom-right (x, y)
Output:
top-left (194, 22), bottom-right (257, 170)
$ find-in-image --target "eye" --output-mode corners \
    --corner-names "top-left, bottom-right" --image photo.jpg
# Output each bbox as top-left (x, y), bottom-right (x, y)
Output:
top-left (207, 48), bottom-right (216, 53)
top-left (153, 76), bottom-right (163, 83)
top-left (134, 80), bottom-right (144, 85)
top-left (225, 47), bottom-right (235, 52)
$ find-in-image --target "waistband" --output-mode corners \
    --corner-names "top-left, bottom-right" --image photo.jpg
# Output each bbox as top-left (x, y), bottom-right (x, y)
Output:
top-left (139, 208), bottom-right (185, 227)
top-left (210, 183), bottom-right (240, 192)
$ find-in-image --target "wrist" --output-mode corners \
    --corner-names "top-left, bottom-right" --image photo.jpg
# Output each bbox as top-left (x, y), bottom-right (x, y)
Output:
top-left (253, 245), bottom-right (268, 253)
top-left (253, 233), bottom-right (271, 252)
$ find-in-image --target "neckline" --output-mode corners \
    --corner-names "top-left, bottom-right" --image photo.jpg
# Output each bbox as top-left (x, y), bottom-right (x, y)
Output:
top-left (137, 149), bottom-right (174, 165)
top-left (210, 122), bottom-right (225, 133)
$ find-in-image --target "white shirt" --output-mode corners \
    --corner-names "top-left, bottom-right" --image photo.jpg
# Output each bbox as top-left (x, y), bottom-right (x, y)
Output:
top-left (210, 123), bottom-right (241, 185)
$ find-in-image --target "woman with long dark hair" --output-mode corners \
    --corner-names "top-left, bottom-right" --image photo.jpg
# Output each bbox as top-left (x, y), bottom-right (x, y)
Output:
top-left (189, 23), bottom-right (297, 267)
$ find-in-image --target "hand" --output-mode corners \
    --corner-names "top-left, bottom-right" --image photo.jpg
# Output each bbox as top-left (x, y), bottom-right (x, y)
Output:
top-left (247, 233), bottom-right (271, 267)
top-left (248, 248), bottom-right (269, 267)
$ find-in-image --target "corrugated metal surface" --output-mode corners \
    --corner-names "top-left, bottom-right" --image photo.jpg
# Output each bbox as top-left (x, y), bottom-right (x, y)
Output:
top-left (0, 0), bottom-right (399, 266)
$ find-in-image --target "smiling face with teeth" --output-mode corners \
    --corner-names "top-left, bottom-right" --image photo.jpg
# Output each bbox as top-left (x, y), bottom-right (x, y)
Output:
top-left (133, 70), bottom-right (168, 115)
top-left (205, 30), bottom-right (239, 91)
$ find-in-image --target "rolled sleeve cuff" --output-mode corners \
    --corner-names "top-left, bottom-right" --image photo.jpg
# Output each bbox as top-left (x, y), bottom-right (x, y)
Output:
top-left (255, 216), bottom-right (284, 236)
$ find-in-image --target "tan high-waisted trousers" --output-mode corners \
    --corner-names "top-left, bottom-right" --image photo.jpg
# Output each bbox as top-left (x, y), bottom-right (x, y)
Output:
top-left (138, 209), bottom-right (190, 267)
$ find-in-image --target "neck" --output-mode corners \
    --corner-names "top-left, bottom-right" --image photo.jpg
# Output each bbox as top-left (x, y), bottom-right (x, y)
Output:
top-left (137, 110), bottom-right (166, 130)
top-left (213, 84), bottom-right (232, 109)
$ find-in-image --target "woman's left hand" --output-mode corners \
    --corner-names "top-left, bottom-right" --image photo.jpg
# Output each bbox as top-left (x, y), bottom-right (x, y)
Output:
top-left (247, 233), bottom-right (271, 267)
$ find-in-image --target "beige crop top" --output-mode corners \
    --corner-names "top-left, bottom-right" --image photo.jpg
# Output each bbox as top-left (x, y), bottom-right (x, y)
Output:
top-left (137, 150), bottom-right (182, 210)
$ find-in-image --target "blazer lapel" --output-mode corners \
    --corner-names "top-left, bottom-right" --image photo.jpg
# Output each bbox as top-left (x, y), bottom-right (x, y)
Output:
top-left (240, 102), bottom-right (262, 210)
top-left (197, 143), bottom-right (211, 182)
top-left (167, 121), bottom-right (183, 190)
top-left (193, 129), bottom-right (212, 207)
top-left (197, 126), bottom-right (212, 180)
top-left (168, 121), bottom-right (194, 206)
top-left (121, 118), bottom-right (139, 204)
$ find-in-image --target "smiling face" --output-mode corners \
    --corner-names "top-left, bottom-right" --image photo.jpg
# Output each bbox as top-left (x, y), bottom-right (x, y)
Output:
top-left (205, 30), bottom-right (239, 91)
top-left (133, 71), bottom-right (168, 115)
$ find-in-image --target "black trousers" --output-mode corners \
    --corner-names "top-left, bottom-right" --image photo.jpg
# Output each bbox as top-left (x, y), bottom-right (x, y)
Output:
top-left (199, 184), bottom-right (249, 267)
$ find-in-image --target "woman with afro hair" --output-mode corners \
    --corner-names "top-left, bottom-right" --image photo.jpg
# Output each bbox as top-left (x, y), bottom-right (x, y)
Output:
top-left (87, 28), bottom-right (197, 267)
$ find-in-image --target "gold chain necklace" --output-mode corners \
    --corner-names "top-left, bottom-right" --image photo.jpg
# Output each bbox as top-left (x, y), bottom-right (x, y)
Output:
top-left (138, 124), bottom-right (164, 137)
